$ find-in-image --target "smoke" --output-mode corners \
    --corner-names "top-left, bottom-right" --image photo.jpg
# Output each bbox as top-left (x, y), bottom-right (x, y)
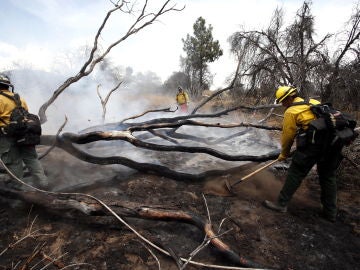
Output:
top-left (4, 56), bottom-right (280, 191)
top-left (6, 59), bottom-right (168, 134)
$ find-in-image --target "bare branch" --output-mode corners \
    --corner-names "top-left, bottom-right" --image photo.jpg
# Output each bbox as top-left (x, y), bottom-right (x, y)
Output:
top-left (38, 134), bottom-right (279, 181)
top-left (97, 81), bottom-right (123, 123)
top-left (38, 0), bottom-right (184, 123)
top-left (191, 60), bottom-right (242, 114)
top-left (39, 116), bottom-right (68, 160)
top-left (138, 241), bottom-right (162, 270)
top-left (120, 107), bottom-right (176, 123)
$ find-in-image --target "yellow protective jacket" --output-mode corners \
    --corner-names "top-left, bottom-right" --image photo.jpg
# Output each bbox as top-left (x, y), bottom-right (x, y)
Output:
top-left (0, 89), bottom-right (28, 127)
top-left (279, 97), bottom-right (320, 160)
top-left (176, 91), bottom-right (189, 105)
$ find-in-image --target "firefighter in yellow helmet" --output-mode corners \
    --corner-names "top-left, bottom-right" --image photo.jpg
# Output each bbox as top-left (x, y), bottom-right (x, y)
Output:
top-left (0, 73), bottom-right (48, 190)
top-left (176, 87), bottom-right (190, 113)
top-left (263, 86), bottom-right (343, 222)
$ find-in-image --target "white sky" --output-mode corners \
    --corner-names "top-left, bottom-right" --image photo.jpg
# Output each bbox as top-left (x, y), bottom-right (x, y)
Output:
top-left (0, 0), bottom-right (357, 88)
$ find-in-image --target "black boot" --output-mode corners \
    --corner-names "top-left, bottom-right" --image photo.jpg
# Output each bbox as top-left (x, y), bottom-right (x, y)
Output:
top-left (263, 200), bottom-right (287, 213)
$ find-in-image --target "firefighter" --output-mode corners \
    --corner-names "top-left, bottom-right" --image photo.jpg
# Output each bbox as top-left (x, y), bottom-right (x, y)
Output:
top-left (263, 86), bottom-right (343, 222)
top-left (0, 73), bottom-right (48, 189)
top-left (176, 86), bottom-right (190, 113)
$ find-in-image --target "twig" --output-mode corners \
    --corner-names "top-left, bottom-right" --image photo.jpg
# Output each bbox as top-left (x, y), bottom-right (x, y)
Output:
top-left (59, 263), bottom-right (95, 270)
top-left (26, 205), bottom-right (35, 230)
top-left (218, 218), bottom-right (229, 234)
top-left (181, 228), bottom-right (233, 270)
top-left (39, 252), bottom-right (68, 270)
top-left (0, 216), bottom-right (42, 257)
top-left (148, 129), bottom-right (179, 144)
top-left (179, 194), bottom-right (213, 269)
top-left (19, 242), bottom-right (46, 270)
top-left (39, 116), bottom-right (68, 160)
top-left (138, 241), bottom-right (162, 270)
top-left (167, 247), bottom-right (183, 269)
top-left (202, 194), bottom-right (211, 224)
top-left (30, 245), bottom-right (63, 270)
top-left (120, 107), bottom-right (175, 123)
top-left (180, 195), bottom-right (233, 270)
top-left (181, 237), bottom-right (210, 270)
top-left (191, 60), bottom-right (242, 114)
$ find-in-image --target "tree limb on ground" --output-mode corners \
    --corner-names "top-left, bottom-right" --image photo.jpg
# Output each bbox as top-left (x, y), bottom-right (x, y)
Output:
top-left (0, 186), bottom-right (271, 270)
top-left (40, 134), bottom-right (279, 181)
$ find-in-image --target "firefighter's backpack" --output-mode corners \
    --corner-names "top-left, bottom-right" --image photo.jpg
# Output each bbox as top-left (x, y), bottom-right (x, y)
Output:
top-left (0, 92), bottom-right (42, 146)
top-left (307, 103), bottom-right (358, 145)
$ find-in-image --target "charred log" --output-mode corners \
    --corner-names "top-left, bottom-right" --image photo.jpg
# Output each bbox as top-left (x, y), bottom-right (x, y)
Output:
top-left (40, 134), bottom-right (276, 181)
top-left (59, 131), bottom-right (279, 162)
top-left (0, 187), bottom-right (269, 269)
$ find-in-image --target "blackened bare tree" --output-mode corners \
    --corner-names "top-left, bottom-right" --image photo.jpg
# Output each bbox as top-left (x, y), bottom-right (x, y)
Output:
top-left (322, 3), bottom-right (360, 108)
top-left (228, 1), bottom-right (360, 109)
top-left (96, 81), bottom-right (122, 123)
top-left (228, 1), bottom-right (331, 102)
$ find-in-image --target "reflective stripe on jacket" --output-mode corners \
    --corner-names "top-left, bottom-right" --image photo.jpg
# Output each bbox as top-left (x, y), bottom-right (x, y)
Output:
top-left (0, 90), bottom-right (29, 127)
top-left (279, 97), bottom-right (320, 159)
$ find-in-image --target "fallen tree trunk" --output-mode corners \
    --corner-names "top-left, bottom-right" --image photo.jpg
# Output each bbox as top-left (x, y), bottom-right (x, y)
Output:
top-left (39, 134), bottom-right (279, 181)
top-left (0, 186), bottom-right (270, 269)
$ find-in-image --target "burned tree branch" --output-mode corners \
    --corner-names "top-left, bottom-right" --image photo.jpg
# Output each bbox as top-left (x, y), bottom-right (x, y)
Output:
top-left (40, 134), bottom-right (279, 181)
top-left (148, 129), bottom-right (180, 144)
top-left (111, 103), bottom-right (281, 129)
top-left (38, 0), bottom-right (184, 124)
top-left (0, 186), bottom-right (269, 269)
top-left (128, 119), bottom-right (281, 132)
top-left (58, 129), bottom-right (279, 162)
top-left (191, 60), bottom-right (242, 114)
top-left (39, 116), bottom-right (68, 160)
top-left (164, 130), bottom-right (210, 144)
top-left (97, 81), bottom-right (123, 123)
top-left (120, 107), bottom-right (176, 123)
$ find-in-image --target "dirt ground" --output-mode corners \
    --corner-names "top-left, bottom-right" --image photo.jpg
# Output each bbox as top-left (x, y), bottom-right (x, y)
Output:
top-left (0, 129), bottom-right (359, 270)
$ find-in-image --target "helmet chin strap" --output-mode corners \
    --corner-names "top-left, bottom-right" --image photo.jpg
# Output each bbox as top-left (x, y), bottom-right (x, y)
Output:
top-left (0, 83), bottom-right (14, 92)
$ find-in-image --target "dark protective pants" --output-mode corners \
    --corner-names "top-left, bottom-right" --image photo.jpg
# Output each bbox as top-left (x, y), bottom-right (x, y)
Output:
top-left (278, 140), bottom-right (343, 219)
top-left (0, 136), bottom-right (47, 186)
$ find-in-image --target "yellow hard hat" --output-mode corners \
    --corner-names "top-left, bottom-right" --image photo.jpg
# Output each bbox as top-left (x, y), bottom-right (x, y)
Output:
top-left (0, 73), bottom-right (11, 86)
top-left (275, 86), bottom-right (297, 103)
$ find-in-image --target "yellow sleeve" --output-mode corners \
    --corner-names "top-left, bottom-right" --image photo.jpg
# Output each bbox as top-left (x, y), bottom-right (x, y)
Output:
top-left (0, 99), bottom-right (5, 122)
top-left (280, 110), bottom-right (297, 159)
top-left (184, 92), bottom-right (189, 102)
top-left (0, 99), bottom-right (5, 114)
top-left (21, 98), bottom-right (29, 111)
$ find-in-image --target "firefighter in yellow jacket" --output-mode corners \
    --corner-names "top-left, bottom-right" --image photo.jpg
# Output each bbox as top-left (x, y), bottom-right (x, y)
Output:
top-left (0, 73), bottom-right (48, 189)
top-left (176, 87), bottom-right (190, 113)
top-left (263, 86), bottom-right (343, 222)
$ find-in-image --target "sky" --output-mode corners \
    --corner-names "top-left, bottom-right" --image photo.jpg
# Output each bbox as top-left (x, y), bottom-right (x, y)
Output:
top-left (0, 0), bottom-right (358, 89)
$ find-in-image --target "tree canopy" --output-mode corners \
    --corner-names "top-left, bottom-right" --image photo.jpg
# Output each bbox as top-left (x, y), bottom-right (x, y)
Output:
top-left (181, 16), bottom-right (223, 98)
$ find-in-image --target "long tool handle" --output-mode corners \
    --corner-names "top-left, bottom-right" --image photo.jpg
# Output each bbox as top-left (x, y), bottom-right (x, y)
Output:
top-left (231, 159), bottom-right (278, 188)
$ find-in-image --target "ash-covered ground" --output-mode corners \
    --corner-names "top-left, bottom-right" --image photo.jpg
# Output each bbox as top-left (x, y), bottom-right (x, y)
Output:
top-left (0, 119), bottom-right (359, 270)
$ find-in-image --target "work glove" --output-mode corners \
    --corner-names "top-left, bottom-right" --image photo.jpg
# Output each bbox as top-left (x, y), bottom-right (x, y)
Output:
top-left (277, 153), bottom-right (287, 161)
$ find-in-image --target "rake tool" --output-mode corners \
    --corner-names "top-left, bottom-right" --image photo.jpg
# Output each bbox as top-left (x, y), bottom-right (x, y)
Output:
top-left (224, 159), bottom-right (278, 194)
